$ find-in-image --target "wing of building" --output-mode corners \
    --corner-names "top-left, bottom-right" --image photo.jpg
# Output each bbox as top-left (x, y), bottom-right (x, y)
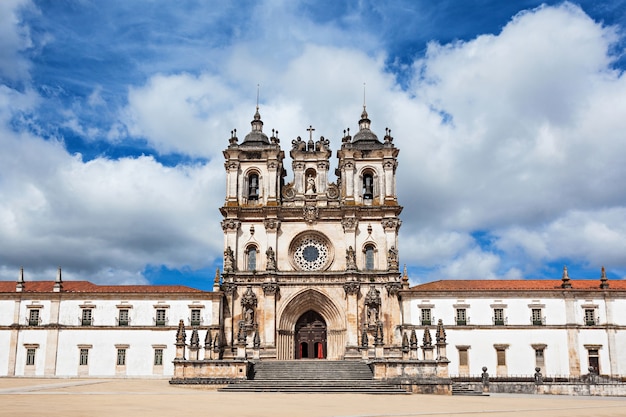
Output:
top-left (1, 108), bottom-right (624, 386)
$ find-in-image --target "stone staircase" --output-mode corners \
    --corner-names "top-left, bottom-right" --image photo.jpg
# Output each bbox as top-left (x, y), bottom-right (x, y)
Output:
top-left (451, 383), bottom-right (488, 396)
top-left (219, 360), bottom-right (409, 394)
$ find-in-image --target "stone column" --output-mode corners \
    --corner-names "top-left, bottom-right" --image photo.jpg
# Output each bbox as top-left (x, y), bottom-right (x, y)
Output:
top-left (44, 297), bottom-right (61, 376)
top-left (343, 282), bottom-right (360, 347)
top-left (262, 282), bottom-right (279, 349)
top-left (564, 296), bottom-right (581, 376)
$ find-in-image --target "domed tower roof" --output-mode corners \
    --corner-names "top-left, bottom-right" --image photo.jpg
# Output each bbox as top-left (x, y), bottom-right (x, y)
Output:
top-left (352, 106), bottom-right (381, 145)
top-left (241, 106), bottom-right (270, 146)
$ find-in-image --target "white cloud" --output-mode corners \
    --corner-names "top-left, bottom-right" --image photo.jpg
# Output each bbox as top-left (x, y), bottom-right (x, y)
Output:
top-left (0, 0), bottom-right (33, 81)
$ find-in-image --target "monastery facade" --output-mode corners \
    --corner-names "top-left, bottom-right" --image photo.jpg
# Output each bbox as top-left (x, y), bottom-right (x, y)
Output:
top-left (0, 108), bottom-right (625, 384)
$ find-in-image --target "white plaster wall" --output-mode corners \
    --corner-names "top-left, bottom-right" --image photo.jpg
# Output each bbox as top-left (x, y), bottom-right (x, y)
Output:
top-left (0, 299), bottom-right (15, 325)
top-left (0, 330), bottom-right (13, 375)
top-left (14, 329), bottom-right (48, 376)
top-left (446, 328), bottom-right (570, 376)
top-left (615, 330), bottom-right (626, 376)
top-left (55, 329), bottom-right (176, 377)
top-left (18, 299), bottom-right (53, 326)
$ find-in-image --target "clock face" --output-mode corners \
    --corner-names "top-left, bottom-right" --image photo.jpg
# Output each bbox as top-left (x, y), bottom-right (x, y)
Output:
top-left (292, 234), bottom-right (330, 271)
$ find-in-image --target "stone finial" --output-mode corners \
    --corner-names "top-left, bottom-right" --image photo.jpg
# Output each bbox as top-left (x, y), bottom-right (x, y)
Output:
top-left (600, 266), bottom-right (609, 289)
top-left (253, 330), bottom-right (261, 349)
top-left (402, 264), bottom-right (409, 289)
top-left (436, 319), bottom-right (446, 345)
top-left (176, 319), bottom-right (186, 345)
top-left (213, 333), bottom-right (221, 353)
top-left (410, 329), bottom-right (418, 349)
top-left (423, 327), bottom-right (432, 347)
top-left (561, 265), bottom-right (571, 288)
top-left (402, 332), bottom-right (409, 353)
top-left (204, 330), bottom-right (213, 350)
top-left (361, 326), bottom-right (369, 348)
top-left (53, 266), bottom-right (63, 292)
top-left (214, 268), bottom-right (220, 284)
top-left (16, 267), bottom-right (25, 292)
top-left (374, 322), bottom-right (384, 346)
top-left (190, 329), bottom-right (199, 348)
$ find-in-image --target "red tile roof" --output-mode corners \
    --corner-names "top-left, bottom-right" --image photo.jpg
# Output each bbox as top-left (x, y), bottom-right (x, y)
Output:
top-left (410, 279), bottom-right (626, 292)
top-left (0, 280), bottom-right (207, 294)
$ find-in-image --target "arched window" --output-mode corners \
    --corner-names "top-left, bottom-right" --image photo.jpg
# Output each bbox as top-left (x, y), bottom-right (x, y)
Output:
top-left (365, 245), bottom-right (375, 270)
top-left (247, 246), bottom-right (257, 271)
top-left (363, 172), bottom-right (374, 200)
top-left (248, 173), bottom-right (259, 200)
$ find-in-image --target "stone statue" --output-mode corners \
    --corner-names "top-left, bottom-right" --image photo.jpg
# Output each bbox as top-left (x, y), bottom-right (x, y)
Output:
top-left (224, 246), bottom-right (235, 272)
top-left (367, 304), bottom-right (379, 325)
top-left (266, 246), bottom-right (276, 271)
top-left (244, 306), bottom-right (254, 325)
top-left (346, 246), bottom-right (356, 271)
top-left (305, 175), bottom-right (316, 195)
top-left (387, 246), bottom-right (399, 271)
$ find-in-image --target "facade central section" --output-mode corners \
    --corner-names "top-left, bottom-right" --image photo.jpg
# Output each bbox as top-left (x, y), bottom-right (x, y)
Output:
top-left (290, 233), bottom-right (332, 271)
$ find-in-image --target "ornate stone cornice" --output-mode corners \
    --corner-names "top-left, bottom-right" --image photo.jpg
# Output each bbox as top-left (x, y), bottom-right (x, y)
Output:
top-left (381, 217), bottom-right (401, 231)
top-left (385, 281), bottom-right (402, 297)
top-left (262, 282), bottom-right (279, 296)
top-left (221, 219), bottom-right (241, 231)
top-left (221, 282), bottom-right (237, 296)
top-left (263, 218), bottom-right (281, 231)
top-left (343, 281), bottom-right (360, 296)
top-left (341, 217), bottom-right (358, 232)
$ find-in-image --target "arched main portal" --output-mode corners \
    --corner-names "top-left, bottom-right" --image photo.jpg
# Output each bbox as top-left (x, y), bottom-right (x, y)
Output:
top-left (295, 310), bottom-right (327, 359)
top-left (277, 289), bottom-right (346, 360)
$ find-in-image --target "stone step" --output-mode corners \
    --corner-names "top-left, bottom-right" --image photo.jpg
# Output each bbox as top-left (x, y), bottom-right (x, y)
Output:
top-left (451, 384), bottom-right (487, 396)
top-left (219, 360), bottom-right (408, 394)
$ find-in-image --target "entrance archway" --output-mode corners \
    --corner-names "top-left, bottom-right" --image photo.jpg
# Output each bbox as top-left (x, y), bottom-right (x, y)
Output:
top-left (277, 289), bottom-right (346, 360)
top-left (295, 310), bottom-right (326, 359)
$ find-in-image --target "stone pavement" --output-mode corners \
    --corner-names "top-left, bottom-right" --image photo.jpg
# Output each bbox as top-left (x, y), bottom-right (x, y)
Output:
top-left (0, 378), bottom-right (625, 417)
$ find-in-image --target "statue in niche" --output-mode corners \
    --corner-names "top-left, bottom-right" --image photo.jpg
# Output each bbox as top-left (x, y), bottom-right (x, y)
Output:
top-left (387, 246), bottom-right (399, 271)
top-left (244, 306), bottom-right (254, 325)
top-left (224, 246), bottom-right (235, 272)
top-left (266, 246), bottom-right (276, 271)
top-left (305, 174), bottom-right (316, 195)
top-left (346, 246), bottom-right (356, 271)
top-left (367, 304), bottom-right (379, 325)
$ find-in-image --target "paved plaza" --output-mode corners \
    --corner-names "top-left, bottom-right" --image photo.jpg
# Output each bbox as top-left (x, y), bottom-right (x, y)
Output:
top-left (0, 378), bottom-right (625, 417)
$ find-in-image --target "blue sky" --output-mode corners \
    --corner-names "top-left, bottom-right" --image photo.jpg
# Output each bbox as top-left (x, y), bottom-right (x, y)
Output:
top-left (1, 0), bottom-right (626, 290)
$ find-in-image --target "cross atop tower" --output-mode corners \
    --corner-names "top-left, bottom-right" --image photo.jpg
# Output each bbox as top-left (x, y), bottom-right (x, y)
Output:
top-left (307, 125), bottom-right (315, 141)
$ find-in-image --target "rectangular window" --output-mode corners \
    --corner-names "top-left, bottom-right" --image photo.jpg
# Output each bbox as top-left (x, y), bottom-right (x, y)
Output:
top-left (82, 309), bottom-right (92, 326)
top-left (29, 309), bottom-right (40, 326)
top-left (190, 309), bottom-right (202, 327)
top-left (117, 349), bottom-right (126, 366)
top-left (585, 309), bottom-right (596, 326)
top-left (493, 308), bottom-right (505, 326)
top-left (421, 309), bottom-right (432, 326)
top-left (535, 348), bottom-right (545, 370)
top-left (531, 308), bottom-right (543, 325)
top-left (154, 349), bottom-right (164, 366)
top-left (118, 309), bottom-right (129, 326)
top-left (456, 309), bottom-right (467, 325)
top-left (496, 349), bottom-right (506, 366)
top-left (459, 348), bottom-right (468, 366)
top-left (26, 348), bottom-right (36, 366)
top-left (588, 349), bottom-right (600, 374)
top-left (155, 309), bottom-right (167, 326)
top-left (79, 348), bottom-right (89, 366)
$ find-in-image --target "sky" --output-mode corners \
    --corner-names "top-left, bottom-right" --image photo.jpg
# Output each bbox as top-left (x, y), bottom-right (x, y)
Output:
top-left (1, 0), bottom-right (626, 290)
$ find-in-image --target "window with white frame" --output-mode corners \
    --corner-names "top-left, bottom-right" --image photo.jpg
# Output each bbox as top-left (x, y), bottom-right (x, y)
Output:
top-left (79, 348), bottom-right (89, 366)
top-left (493, 308), bottom-right (505, 325)
top-left (584, 308), bottom-right (597, 326)
top-left (81, 309), bottom-right (93, 326)
top-left (155, 309), bottom-right (167, 326)
top-left (190, 309), bottom-right (202, 326)
top-left (531, 308), bottom-right (544, 325)
top-left (455, 308), bottom-right (467, 325)
top-left (421, 308), bottom-right (432, 326)
top-left (154, 348), bottom-right (164, 366)
top-left (28, 309), bottom-right (40, 326)
top-left (118, 309), bottom-right (130, 326)
top-left (26, 348), bottom-right (36, 366)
